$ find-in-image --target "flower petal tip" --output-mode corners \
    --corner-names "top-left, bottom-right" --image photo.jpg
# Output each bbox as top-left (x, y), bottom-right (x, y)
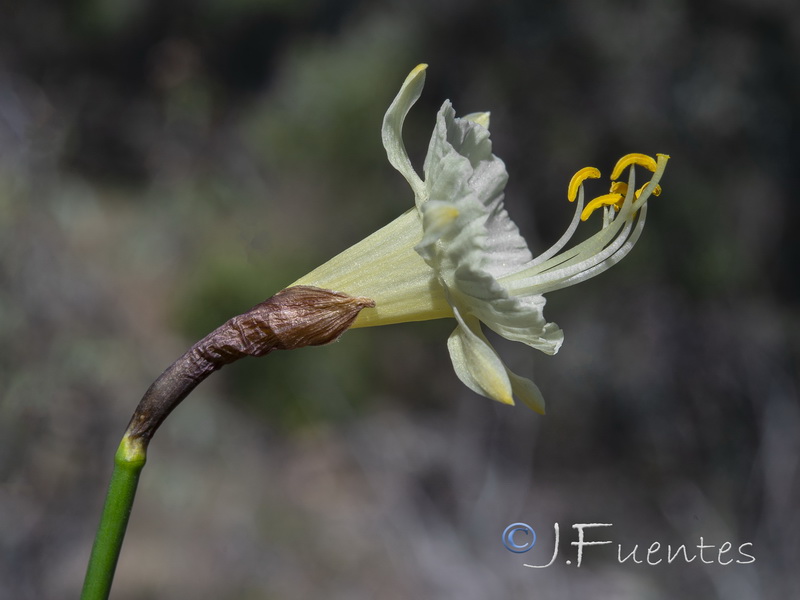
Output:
top-left (406, 63), bottom-right (428, 84)
top-left (508, 372), bottom-right (547, 414)
top-left (463, 111), bottom-right (491, 129)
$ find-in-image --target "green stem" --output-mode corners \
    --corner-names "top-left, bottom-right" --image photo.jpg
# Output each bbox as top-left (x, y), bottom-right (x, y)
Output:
top-left (80, 435), bottom-right (147, 600)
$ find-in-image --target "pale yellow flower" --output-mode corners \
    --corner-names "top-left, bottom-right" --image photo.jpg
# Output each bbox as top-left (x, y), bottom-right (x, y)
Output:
top-left (293, 64), bottom-right (669, 413)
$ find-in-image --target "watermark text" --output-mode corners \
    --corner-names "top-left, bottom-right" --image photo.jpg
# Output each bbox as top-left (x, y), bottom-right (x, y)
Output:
top-left (501, 522), bottom-right (755, 568)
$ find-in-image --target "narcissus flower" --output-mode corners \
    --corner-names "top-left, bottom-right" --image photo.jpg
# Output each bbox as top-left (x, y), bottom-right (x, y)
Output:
top-left (293, 64), bottom-right (669, 413)
top-left (89, 66), bottom-right (667, 600)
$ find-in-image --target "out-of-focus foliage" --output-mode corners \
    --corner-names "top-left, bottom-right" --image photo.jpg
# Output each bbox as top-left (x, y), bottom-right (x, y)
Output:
top-left (2, 0), bottom-right (799, 599)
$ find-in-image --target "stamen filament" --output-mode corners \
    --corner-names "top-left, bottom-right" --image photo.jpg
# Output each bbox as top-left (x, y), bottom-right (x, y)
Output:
top-left (501, 168), bottom-right (639, 286)
top-left (527, 186), bottom-right (586, 267)
top-left (536, 204), bottom-right (649, 294)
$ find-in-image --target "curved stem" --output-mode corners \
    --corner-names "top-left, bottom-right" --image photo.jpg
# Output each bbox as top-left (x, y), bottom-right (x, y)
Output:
top-left (78, 286), bottom-right (373, 599)
top-left (80, 435), bottom-right (147, 600)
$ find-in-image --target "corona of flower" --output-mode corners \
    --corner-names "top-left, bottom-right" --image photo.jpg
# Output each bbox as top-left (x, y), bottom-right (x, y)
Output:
top-left (293, 64), bottom-right (669, 413)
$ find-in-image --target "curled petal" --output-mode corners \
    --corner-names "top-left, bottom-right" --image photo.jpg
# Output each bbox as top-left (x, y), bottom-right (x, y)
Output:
top-left (447, 308), bottom-right (514, 405)
top-left (471, 294), bottom-right (564, 355)
top-left (507, 370), bottom-right (546, 414)
top-left (447, 307), bottom-right (547, 412)
top-left (424, 102), bottom-right (504, 207)
top-left (382, 64), bottom-right (428, 201)
top-left (451, 264), bottom-right (563, 354)
top-left (419, 102), bottom-right (531, 276)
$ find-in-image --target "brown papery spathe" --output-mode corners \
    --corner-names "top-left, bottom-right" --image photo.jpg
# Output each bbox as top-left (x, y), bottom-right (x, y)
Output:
top-left (125, 286), bottom-right (374, 442)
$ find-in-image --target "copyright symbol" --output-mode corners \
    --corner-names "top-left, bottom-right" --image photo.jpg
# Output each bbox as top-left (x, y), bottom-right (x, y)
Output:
top-left (502, 523), bottom-right (537, 553)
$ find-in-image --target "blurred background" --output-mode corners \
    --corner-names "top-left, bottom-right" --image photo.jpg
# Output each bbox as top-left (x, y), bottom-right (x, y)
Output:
top-left (2, 0), bottom-right (799, 598)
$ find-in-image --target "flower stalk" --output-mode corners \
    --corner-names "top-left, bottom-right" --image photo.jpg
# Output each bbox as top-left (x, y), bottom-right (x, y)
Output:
top-left (80, 437), bottom-right (146, 600)
top-left (80, 287), bottom-right (374, 599)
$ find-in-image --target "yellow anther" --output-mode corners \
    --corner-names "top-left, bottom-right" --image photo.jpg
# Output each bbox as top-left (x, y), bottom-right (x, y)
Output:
top-left (636, 183), bottom-right (662, 198)
top-left (580, 193), bottom-right (624, 221)
top-left (567, 166), bottom-right (601, 202)
top-left (612, 180), bottom-right (661, 200)
top-left (610, 153), bottom-right (658, 181)
top-left (609, 181), bottom-right (628, 195)
top-left (601, 182), bottom-right (629, 211)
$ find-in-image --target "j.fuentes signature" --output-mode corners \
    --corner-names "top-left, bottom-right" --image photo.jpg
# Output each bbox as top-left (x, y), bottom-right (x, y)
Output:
top-left (502, 523), bottom-right (755, 568)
